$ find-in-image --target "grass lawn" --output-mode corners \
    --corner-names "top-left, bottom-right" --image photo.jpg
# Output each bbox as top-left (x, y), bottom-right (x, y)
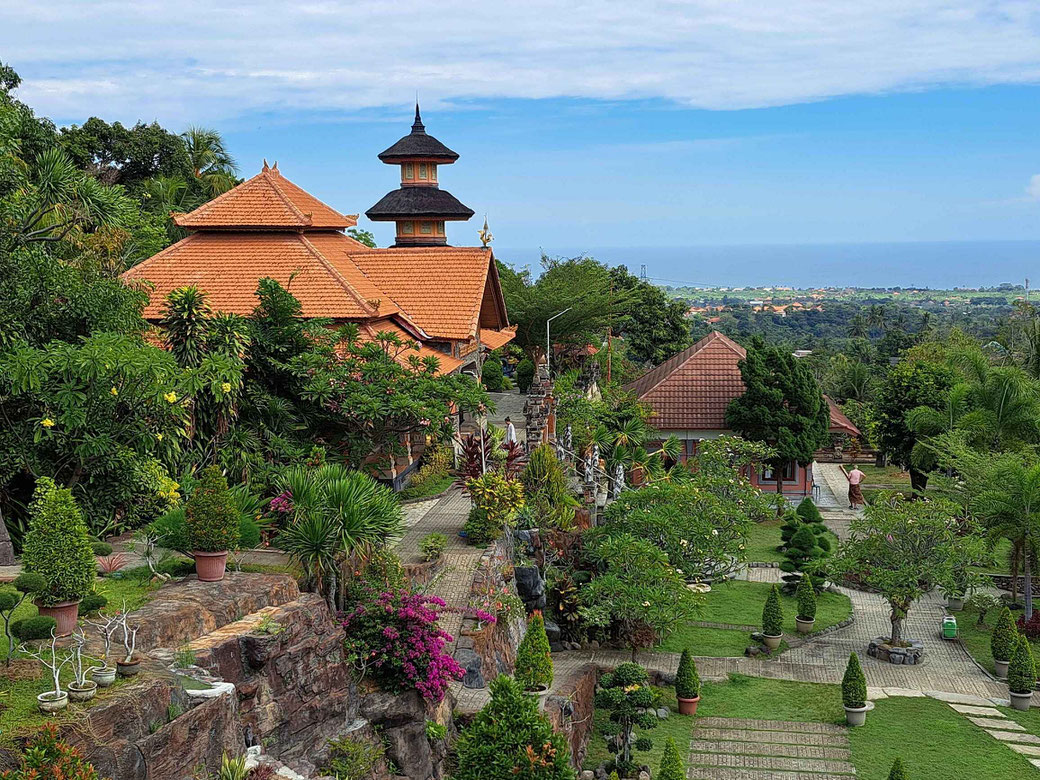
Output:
top-left (744, 519), bottom-right (840, 565)
top-left (856, 464), bottom-right (911, 486)
top-left (956, 604), bottom-right (1038, 676)
top-left (697, 673), bottom-right (844, 722)
top-left (399, 473), bottom-right (453, 502)
top-left (583, 685), bottom-right (696, 772)
top-left (659, 579), bottom-right (852, 655)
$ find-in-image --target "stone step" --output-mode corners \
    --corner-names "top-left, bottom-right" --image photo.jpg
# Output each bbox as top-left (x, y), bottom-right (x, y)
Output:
top-left (968, 716), bottom-right (1022, 731)
top-left (687, 768), bottom-right (855, 780)
top-left (949, 704), bottom-right (1005, 717)
top-left (695, 717), bottom-right (847, 734)
top-left (689, 739), bottom-right (851, 761)
top-left (692, 728), bottom-right (849, 748)
top-left (686, 751), bottom-right (855, 775)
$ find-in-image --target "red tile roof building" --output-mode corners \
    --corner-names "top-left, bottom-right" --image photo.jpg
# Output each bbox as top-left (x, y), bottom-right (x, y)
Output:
top-left (625, 331), bottom-right (859, 497)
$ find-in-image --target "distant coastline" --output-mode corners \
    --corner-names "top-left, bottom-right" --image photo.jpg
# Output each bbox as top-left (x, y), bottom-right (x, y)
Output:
top-left (494, 240), bottom-right (1040, 289)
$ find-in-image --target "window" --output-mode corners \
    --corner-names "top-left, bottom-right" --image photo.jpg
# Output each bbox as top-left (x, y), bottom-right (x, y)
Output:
top-left (403, 163), bottom-right (414, 180)
top-left (400, 221), bottom-right (414, 235)
top-left (420, 221), bottom-right (433, 234)
top-left (435, 221), bottom-right (444, 235)
top-left (430, 165), bottom-right (438, 181)
top-left (761, 461), bottom-right (796, 483)
top-left (419, 163), bottom-right (428, 180)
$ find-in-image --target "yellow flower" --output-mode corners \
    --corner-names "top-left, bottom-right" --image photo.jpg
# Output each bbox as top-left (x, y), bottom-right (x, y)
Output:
top-left (156, 433), bottom-right (163, 441)
top-left (110, 386), bottom-right (119, 396)
top-left (41, 418), bottom-right (55, 428)
top-left (221, 382), bottom-right (232, 393)
top-left (164, 391), bottom-right (178, 404)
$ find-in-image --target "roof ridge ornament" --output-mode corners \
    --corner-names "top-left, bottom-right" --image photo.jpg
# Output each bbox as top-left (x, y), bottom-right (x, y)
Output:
top-left (412, 102), bottom-right (426, 134)
top-left (478, 215), bottom-right (493, 247)
top-left (262, 158), bottom-right (269, 172)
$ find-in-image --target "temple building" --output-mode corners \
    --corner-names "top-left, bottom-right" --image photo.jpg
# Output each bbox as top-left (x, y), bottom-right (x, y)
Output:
top-left (123, 108), bottom-right (513, 376)
top-left (366, 105), bottom-right (474, 247)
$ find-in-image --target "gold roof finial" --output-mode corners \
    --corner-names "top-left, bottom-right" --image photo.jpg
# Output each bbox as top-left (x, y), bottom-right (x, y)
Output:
top-left (478, 215), bottom-right (493, 248)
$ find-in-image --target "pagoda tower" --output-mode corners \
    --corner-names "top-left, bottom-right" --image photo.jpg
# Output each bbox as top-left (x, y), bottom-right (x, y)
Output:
top-left (366, 104), bottom-right (475, 247)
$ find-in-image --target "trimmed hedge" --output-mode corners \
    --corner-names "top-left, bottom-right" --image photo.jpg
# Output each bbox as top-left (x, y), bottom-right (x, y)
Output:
top-left (675, 648), bottom-right (700, 699)
top-left (515, 612), bottom-right (553, 690)
top-left (796, 576), bottom-right (817, 622)
top-left (21, 477), bottom-right (96, 607)
top-left (516, 359), bottom-right (535, 393)
top-left (78, 593), bottom-right (108, 615)
top-left (657, 737), bottom-right (684, 780)
top-left (12, 615), bottom-right (58, 641)
top-left (1008, 634), bottom-right (1036, 694)
top-left (887, 757), bottom-right (909, 780)
top-left (185, 466), bottom-right (239, 553)
top-left (842, 652), bottom-right (867, 708)
top-left (992, 606), bottom-right (1017, 662)
top-left (762, 584), bottom-right (784, 636)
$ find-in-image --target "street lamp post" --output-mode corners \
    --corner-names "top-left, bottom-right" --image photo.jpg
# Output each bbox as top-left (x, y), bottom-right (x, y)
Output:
top-left (546, 307), bottom-right (572, 376)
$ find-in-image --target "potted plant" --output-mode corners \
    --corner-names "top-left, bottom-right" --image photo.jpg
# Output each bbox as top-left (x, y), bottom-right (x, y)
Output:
top-left (67, 630), bottom-right (98, 702)
top-left (186, 466), bottom-right (239, 582)
top-left (992, 607), bottom-right (1017, 679)
top-left (795, 576), bottom-right (817, 634)
top-left (761, 584), bottom-right (784, 650)
top-left (21, 478), bottom-right (97, 636)
top-left (842, 652), bottom-right (869, 726)
top-left (1008, 634), bottom-right (1036, 711)
top-left (20, 628), bottom-right (73, 713)
top-left (116, 616), bottom-right (141, 676)
top-left (515, 612), bottom-right (553, 701)
top-left (85, 612), bottom-right (120, 687)
top-left (674, 648), bottom-right (701, 715)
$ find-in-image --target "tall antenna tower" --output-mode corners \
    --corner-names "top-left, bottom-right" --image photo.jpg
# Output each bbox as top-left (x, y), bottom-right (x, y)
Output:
top-left (640, 264), bottom-right (648, 281)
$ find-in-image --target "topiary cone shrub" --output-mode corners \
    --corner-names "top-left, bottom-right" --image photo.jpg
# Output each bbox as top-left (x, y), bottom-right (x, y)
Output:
top-left (515, 611), bottom-right (554, 691)
top-left (657, 736), bottom-right (685, 780)
top-left (992, 607), bottom-right (1017, 664)
top-left (21, 477), bottom-right (96, 635)
top-left (796, 497), bottom-right (823, 525)
top-left (762, 584), bottom-right (784, 639)
top-left (796, 576), bottom-right (817, 625)
top-left (675, 648), bottom-right (700, 714)
top-left (1008, 634), bottom-right (1036, 710)
top-left (516, 358), bottom-right (535, 394)
top-left (185, 466), bottom-right (239, 581)
top-left (842, 652), bottom-right (868, 725)
top-left (887, 757), bottom-right (909, 780)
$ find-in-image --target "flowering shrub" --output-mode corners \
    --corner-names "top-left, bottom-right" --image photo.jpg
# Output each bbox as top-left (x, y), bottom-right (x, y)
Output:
top-left (1016, 611), bottom-right (1040, 640)
top-left (342, 587), bottom-right (466, 702)
top-left (0, 723), bottom-right (101, 779)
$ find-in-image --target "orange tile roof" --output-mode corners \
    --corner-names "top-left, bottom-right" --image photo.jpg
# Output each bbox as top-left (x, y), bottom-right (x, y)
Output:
top-left (348, 247), bottom-right (496, 341)
top-left (825, 394), bottom-right (861, 437)
top-left (123, 231), bottom-right (387, 320)
top-left (625, 331), bottom-right (747, 430)
top-left (480, 325), bottom-right (516, 351)
top-left (173, 165), bottom-right (356, 230)
top-left (357, 318), bottom-right (464, 375)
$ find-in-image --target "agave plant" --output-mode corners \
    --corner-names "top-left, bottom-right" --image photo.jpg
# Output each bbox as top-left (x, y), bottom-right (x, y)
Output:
top-left (275, 464), bottom-right (403, 610)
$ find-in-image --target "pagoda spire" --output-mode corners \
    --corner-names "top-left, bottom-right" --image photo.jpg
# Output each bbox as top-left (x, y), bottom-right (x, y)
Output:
top-left (413, 102), bottom-right (425, 133)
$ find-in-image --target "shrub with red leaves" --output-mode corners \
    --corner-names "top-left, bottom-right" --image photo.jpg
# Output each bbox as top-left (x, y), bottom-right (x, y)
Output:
top-left (1016, 612), bottom-right (1040, 639)
top-left (0, 723), bottom-right (101, 779)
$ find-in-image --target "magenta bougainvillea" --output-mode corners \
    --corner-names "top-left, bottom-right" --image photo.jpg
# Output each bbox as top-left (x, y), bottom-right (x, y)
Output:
top-left (342, 588), bottom-right (491, 702)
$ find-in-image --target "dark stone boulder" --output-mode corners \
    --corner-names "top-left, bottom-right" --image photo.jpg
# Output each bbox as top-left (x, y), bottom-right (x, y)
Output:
top-left (515, 566), bottom-right (546, 611)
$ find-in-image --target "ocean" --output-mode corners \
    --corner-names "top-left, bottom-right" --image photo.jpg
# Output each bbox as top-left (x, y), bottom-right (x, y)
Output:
top-left (494, 241), bottom-right (1040, 289)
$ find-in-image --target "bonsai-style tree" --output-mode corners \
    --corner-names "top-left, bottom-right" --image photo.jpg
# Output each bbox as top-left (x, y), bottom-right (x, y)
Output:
top-left (992, 607), bottom-right (1018, 664)
top-left (453, 675), bottom-right (575, 780)
top-left (888, 757), bottom-right (909, 780)
top-left (0, 572), bottom-right (46, 666)
top-left (21, 478), bottom-right (96, 608)
top-left (515, 612), bottom-right (553, 691)
top-left (725, 337), bottom-right (829, 495)
top-left (842, 652), bottom-right (867, 709)
top-left (796, 576), bottom-right (817, 623)
top-left (185, 466), bottom-right (239, 553)
top-left (595, 662), bottom-right (658, 776)
top-left (831, 497), bottom-right (983, 645)
top-left (796, 497), bottom-right (824, 525)
top-left (657, 737), bottom-right (685, 780)
top-left (675, 649), bottom-right (700, 700)
top-left (1008, 634), bottom-right (1036, 695)
top-left (781, 524), bottom-right (828, 587)
top-left (762, 584), bottom-right (784, 637)
top-left (19, 629), bottom-right (74, 703)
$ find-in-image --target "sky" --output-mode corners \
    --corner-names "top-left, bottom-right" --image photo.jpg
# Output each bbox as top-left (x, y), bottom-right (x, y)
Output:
top-left (2, 1), bottom-right (1040, 284)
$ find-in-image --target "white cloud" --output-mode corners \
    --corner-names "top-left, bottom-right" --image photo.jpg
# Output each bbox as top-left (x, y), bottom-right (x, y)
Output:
top-left (1028, 174), bottom-right (1040, 201)
top-left (1, 1), bottom-right (1039, 124)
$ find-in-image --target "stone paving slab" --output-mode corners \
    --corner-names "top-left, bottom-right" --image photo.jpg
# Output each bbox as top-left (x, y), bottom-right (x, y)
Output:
top-left (695, 717), bottom-right (845, 734)
top-left (949, 704), bottom-right (1005, 716)
top-left (1008, 744), bottom-right (1040, 758)
top-left (686, 752), bottom-right (855, 774)
top-left (1031, 758), bottom-right (1040, 769)
top-left (691, 728), bottom-right (850, 748)
top-left (689, 739), bottom-right (851, 761)
top-left (986, 730), bottom-right (1040, 744)
top-left (969, 716), bottom-right (1023, 730)
top-left (881, 687), bottom-right (926, 697)
top-left (687, 769), bottom-right (854, 780)
top-left (923, 690), bottom-right (998, 706)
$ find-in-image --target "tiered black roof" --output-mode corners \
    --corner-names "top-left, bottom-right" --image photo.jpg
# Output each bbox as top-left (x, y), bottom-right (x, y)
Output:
top-left (377, 105), bottom-right (460, 163)
top-left (366, 187), bottom-right (475, 221)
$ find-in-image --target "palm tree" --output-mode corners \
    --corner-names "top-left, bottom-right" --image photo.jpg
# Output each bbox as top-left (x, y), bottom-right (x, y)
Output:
top-left (276, 464), bottom-right (403, 610)
top-left (868, 305), bottom-right (888, 333)
top-left (848, 315), bottom-right (869, 339)
top-left (973, 456), bottom-right (1040, 619)
top-left (906, 383), bottom-right (971, 474)
top-left (181, 127), bottom-right (238, 196)
top-left (953, 352), bottom-right (1040, 450)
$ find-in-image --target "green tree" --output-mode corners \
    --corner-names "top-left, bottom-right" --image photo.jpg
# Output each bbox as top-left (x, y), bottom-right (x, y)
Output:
top-left (515, 612), bottom-right (553, 691)
top-left (992, 607), bottom-right (1017, 664)
top-left (608, 265), bottom-right (692, 366)
top-left (657, 737), bottom-right (685, 780)
top-left (674, 648), bottom-right (700, 699)
top-left (832, 497), bottom-right (984, 644)
top-left (59, 117), bottom-right (192, 188)
top-left (842, 652), bottom-right (867, 708)
top-left (595, 662), bottom-right (658, 775)
top-left (762, 584), bottom-right (784, 636)
top-left (453, 675), bottom-right (575, 780)
top-left (796, 576), bottom-right (818, 622)
top-left (346, 227), bottom-right (377, 247)
top-left (181, 126), bottom-right (237, 196)
top-left (21, 478), bottom-right (96, 607)
top-left (185, 466), bottom-right (239, 553)
top-left (1008, 634), bottom-right (1036, 694)
top-left (875, 359), bottom-right (955, 493)
top-left (887, 757), bottom-right (909, 780)
top-left (725, 337), bottom-right (829, 494)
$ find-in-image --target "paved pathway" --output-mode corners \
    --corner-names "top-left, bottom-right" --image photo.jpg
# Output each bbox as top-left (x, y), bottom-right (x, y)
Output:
top-left (945, 702), bottom-right (1040, 771)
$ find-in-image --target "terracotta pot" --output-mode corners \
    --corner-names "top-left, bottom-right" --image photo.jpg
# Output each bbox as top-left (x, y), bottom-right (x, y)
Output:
top-left (995, 659), bottom-right (1010, 679)
top-left (795, 617), bottom-right (816, 634)
top-left (762, 633), bottom-right (782, 650)
top-left (844, 703), bottom-right (868, 726)
top-left (117, 658), bottom-right (141, 677)
top-left (91, 666), bottom-right (117, 687)
top-left (37, 691), bottom-right (68, 714)
top-left (677, 695), bottom-right (700, 716)
top-left (68, 680), bottom-right (98, 702)
top-left (193, 550), bottom-right (229, 582)
top-left (1010, 690), bottom-right (1033, 712)
top-left (35, 599), bottom-right (80, 637)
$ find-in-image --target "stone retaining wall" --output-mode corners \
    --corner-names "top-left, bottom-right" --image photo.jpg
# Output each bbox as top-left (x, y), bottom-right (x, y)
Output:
top-left (545, 663), bottom-right (600, 768)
